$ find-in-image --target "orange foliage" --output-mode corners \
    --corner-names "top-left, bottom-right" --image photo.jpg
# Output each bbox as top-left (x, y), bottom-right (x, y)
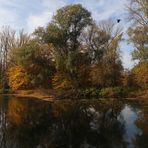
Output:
top-left (8, 65), bottom-right (30, 90)
top-left (7, 98), bottom-right (28, 125)
top-left (52, 72), bottom-right (73, 90)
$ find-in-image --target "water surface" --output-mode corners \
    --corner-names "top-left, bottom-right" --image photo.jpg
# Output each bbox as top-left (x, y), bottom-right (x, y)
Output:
top-left (0, 96), bottom-right (147, 148)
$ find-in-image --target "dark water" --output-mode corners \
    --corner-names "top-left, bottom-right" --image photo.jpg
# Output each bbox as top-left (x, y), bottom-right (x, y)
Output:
top-left (0, 96), bottom-right (148, 148)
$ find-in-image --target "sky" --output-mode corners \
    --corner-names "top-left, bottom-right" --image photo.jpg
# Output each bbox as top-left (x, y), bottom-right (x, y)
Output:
top-left (0, 0), bottom-right (136, 69)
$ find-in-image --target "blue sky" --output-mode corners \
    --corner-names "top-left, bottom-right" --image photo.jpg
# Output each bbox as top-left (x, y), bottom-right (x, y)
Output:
top-left (0, 0), bottom-right (135, 69)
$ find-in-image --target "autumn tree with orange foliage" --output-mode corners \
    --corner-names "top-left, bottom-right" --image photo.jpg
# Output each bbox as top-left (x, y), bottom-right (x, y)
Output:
top-left (9, 41), bottom-right (55, 89)
top-left (1, 3), bottom-right (147, 95)
top-left (8, 65), bottom-right (30, 90)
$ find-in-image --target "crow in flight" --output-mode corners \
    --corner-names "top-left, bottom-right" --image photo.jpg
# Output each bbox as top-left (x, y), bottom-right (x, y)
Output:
top-left (117, 19), bottom-right (121, 23)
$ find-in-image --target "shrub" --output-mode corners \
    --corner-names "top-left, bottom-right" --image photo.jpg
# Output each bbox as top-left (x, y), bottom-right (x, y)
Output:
top-left (8, 65), bottom-right (30, 90)
top-left (100, 88), bottom-right (114, 98)
top-left (52, 72), bottom-right (73, 90)
top-left (100, 87), bottom-right (127, 98)
top-left (132, 61), bottom-right (148, 88)
top-left (80, 88), bottom-right (100, 98)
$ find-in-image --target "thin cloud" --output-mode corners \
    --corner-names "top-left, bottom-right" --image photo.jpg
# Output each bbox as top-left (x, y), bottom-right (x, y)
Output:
top-left (27, 11), bottom-right (52, 33)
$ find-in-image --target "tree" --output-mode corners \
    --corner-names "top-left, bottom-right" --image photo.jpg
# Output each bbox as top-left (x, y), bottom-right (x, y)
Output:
top-left (8, 65), bottom-right (30, 90)
top-left (127, 0), bottom-right (148, 88)
top-left (127, 0), bottom-right (148, 62)
top-left (10, 41), bottom-right (54, 89)
top-left (45, 4), bottom-right (92, 51)
top-left (81, 23), bottom-right (110, 63)
top-left (127, 0), bottom-right (148, 26)
top-left (43, 4), bottom-right (92, 88)
top-left (122, 69), bottom-right (134, 87)
top-left (132, 61), bottom-right (148, 88)
top-left (33, 27), bottom-right (46, 43)
top-left (0, 26), bottom-right (16, 88)
top-left (128, 26), bottom-right (148, 61)
top-left (82, 21), bottom-right (123, 87)
top-left (0, 26), bottom-right (30, 89)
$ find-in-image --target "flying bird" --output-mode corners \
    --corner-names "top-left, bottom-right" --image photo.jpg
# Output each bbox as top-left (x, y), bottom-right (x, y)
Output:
top-left (117, 19), bottom-right (121, 23)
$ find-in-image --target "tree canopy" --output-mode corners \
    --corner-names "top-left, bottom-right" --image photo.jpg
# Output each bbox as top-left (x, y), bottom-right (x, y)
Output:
top-left (0, 3), bottom-right (147, 93)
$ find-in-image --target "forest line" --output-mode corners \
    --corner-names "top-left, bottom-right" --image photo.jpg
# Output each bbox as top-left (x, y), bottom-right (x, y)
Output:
top-left (0, 0), bottom-right (147, 98)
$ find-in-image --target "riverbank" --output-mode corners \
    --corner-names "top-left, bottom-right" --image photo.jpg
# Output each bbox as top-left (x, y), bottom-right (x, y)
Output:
top-left (127, 89), bottom-right (148, 100)
top-left (1, 88), bottom-right (148, 101)
top-left (1, 89), bottom-right (56, 101)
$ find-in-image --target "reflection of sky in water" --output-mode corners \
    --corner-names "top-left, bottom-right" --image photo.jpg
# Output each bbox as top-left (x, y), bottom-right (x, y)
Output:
top-left (118, 105), bottom-right (142, 148)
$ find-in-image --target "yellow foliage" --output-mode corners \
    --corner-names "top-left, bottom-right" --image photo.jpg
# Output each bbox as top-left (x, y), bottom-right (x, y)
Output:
top-left (8, 65), bottom-right (30, 90)
top-left (132, 62), bottom-right (148, 88)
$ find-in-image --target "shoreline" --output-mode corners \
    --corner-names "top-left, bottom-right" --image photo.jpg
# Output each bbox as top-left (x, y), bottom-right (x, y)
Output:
top-left (1, 88), bottom-right (147, 101)
top-left (1, 89), bottom-right (56, 101)
top-left (1, 93), bottom-right (55, 101)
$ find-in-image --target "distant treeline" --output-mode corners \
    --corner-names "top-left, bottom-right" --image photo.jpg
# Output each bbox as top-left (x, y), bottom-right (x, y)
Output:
top-left (0, 0), bottom-right (147, 93)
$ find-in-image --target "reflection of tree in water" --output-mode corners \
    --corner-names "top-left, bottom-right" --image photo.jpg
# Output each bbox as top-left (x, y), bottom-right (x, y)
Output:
top-left (0, 97), bottom-right (53, 148)
top-left (0, 97), bottom-right (128, 148)
top-left (40, 100), bottom-right (127, 148)
top-left (9, 97), bottom-right (54, 148)
top-left (134, 100), bottom-right (148, 148)
top-left (0, 96), bottom-right (9, 148)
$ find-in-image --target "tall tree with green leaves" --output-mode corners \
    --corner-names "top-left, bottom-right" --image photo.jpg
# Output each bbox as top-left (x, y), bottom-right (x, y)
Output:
top-left (43, 4), bottom-right (92, 88)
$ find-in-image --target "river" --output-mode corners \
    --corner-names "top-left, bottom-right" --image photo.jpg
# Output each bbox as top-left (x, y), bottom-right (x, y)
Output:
top-left (0, 96), bottom-right (147, 148)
